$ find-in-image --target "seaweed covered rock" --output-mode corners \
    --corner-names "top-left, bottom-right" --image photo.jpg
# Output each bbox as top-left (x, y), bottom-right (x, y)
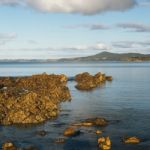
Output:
top-left (0, 73), bottom-right (71, 125)
top-left (75, 72), bottom-right (112, 90)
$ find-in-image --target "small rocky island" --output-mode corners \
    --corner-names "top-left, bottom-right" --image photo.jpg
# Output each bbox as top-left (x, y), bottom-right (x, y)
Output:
top-left (75, 72), bottom-right (112, 90)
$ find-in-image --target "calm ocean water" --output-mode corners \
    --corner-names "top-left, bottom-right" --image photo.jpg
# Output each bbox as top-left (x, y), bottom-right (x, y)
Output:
top-left (0, 62), bottom-right (150, 150)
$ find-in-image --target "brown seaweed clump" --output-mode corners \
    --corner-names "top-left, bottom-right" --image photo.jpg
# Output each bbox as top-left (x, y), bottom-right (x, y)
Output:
top-left (0, 73), bottom-right (71, 125)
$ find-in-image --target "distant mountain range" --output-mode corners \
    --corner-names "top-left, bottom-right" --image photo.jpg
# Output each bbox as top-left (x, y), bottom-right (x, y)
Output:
top-left (0, 52), bottom-right (150, 63)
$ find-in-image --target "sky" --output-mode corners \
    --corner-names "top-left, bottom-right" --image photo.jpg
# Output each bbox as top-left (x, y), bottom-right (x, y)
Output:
top-left (0, 0), bottom-right (150, 59)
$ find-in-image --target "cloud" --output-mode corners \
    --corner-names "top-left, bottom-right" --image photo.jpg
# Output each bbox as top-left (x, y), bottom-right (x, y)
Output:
top-left (113, 41), bottom-right (150, 48)
top-left (0, 0), bottom-right (136, 15)
top-left (63, 42), bottom-right (110, 50)
top-left (0, 32), bottom-right (17, 45)
top-left (138, 0), bottom-right (150, 7)
top-left (65, 23), bottom-right (109, 30)
top-left (117, 22), bottom-right (150, 32)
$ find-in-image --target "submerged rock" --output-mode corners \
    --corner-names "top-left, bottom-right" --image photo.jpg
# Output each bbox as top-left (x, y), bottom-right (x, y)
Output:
top-left (35, 130), bottom-right (47, 136)
top-left (75, 72), bottom-right (112, 90)
top-left (64, 127), bottom-right (81, 137)
top-left (98, 137), bottom-right (111, 150)
top-left (96, 130), bottom-right (103, 134)
top-left (2, 141), bottom-right (17, 150)
top-left (54, 138), bottom-right (66, 144)
top-left (0, 73), bottom-right (71, 125)
top-left (123, 136), bottom-right (141, 144)
top-left (23, 146), bottom-right (39, 150)
top-left (81, 118), bottom-right (108, 127)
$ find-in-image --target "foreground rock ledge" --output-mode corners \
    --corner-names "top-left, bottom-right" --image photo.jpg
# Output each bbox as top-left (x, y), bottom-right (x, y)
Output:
top-left (75, 72), bottom-right (112, 91)
top-left (0, 73), bottom-right (71, 125)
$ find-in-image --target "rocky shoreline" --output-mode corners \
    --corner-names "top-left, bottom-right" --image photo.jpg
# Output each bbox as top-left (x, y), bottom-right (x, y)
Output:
top-left (0, 72), bottom-right (143, 150)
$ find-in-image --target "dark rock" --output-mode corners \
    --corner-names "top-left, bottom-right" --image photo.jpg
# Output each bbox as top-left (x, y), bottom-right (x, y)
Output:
top-left (35, 130), bottom-right (47, 136)
top-left (0, 84), bottom-right (4, 89)
top-left (23, 146), bottom-right (39, 150)
top-left (54, 138), bottom-right (66, 144)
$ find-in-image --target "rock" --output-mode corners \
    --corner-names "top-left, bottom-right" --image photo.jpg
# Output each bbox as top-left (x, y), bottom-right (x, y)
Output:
top-left (106, 76), bottom-right (112, 81)
top-left (2, 141), bottom-right (17, 150)
top-left (35, 130), bottom-right (47, 136)
top-left (0, 74), bottom-right (71, 125)
top-left (96, 130), bottom-right (102, 134)
top-left (123, 136), bottom-right (141, 144)
top-left (23, 146), bottom-right (39, 150)
top-left (75, 72), bottom-right (112, 90)
top-left (0, 84), bottom-right (4, 89)
top-left (81, 118), bottom-right (108, 127)
top-left (64, 127), bottom-right (81, 137)
top-left (98, 137), bottom-right (111, 150)
top-left (54, 138), bottom-right (66, 144)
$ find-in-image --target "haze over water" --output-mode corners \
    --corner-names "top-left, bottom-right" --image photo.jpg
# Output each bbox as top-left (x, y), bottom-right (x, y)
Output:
top-left (0, 62), bottom-right (150, 150)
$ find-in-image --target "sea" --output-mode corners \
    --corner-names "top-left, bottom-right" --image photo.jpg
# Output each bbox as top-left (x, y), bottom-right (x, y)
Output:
top-left (0, 62), bottom-right (150, 150)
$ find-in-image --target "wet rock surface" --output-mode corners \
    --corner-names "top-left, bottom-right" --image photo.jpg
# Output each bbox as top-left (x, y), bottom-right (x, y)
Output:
top-left (123, 136), bottom-right (141, 144)
top-left (78, 118), bottom-right (108, 127)
top-left (98, 137), bottom-right (111, 150)
top-left (2, 141), bottom-right (17, 150)
top-left (0, 73), bottom-right (71, 125)
top-left (64, 127), bottom-right (81, 137)
top-left (75, 72), bottom-right (112, 90)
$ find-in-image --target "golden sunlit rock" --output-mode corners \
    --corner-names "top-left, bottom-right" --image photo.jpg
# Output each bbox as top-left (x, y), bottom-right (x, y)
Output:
top-left (98, 137), bottom-right (111, 150)
top-left (123, 136), bottom-right (141, 144)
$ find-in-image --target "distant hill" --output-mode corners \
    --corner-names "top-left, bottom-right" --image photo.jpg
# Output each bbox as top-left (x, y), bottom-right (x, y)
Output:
top-left (59, 51), bottom-right (150, 62)
top-left (0, 52), bottom-right (150, 63)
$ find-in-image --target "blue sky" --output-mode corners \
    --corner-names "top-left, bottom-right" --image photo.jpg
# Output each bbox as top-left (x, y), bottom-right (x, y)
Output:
top-left (0, 0), bottom-right (150, 59)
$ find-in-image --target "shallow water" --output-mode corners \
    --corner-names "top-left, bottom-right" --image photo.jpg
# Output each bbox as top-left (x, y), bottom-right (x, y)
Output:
top-left (0, 62), bottom-right (150, 150)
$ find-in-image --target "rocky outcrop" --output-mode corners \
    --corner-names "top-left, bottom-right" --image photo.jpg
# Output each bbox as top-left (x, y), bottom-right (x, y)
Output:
top-left (0, 73), bottom-right (71, 125)
top-left (123, 136), bottom-right (141, 144)
top-left (98, 137), bottom-right (111, 150)
top-left (75, 72), bottom-right (112, 90)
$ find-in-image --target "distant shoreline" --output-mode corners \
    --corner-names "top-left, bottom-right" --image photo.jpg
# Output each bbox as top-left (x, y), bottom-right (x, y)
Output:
top-left (0, 51), bottom-right (150, 63)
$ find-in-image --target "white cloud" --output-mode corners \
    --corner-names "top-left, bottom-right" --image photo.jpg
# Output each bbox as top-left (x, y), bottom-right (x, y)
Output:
top-left (0, 0), bottom-right (136, 15)
top-left (113, 41), bottom-right (150, 48)
top-left (0, 32), bottom-right (17, 45)
top-left (63, 42), bottom-right (110, 50)
top-left (65, 23), bottom-right (109, 30)
top-left (117, 22), bottom-right (150, 32)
